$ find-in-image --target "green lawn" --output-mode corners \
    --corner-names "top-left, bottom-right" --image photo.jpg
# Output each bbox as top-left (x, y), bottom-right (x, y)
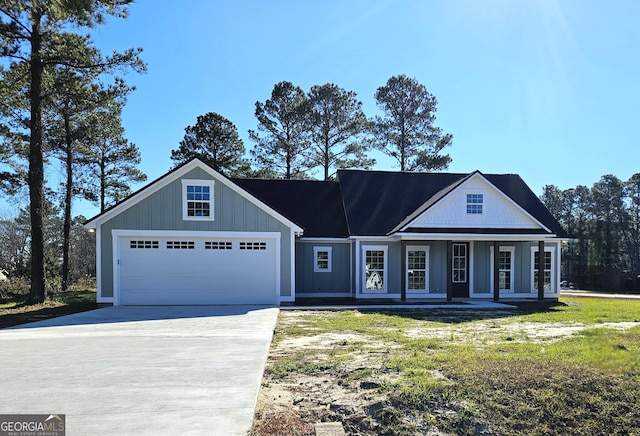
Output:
top-left (259, 297), bottom-right (640, 435)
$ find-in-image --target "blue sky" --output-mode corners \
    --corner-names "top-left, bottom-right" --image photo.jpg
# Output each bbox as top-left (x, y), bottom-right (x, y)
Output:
top-left (71, 0), bottom-right (639, 217)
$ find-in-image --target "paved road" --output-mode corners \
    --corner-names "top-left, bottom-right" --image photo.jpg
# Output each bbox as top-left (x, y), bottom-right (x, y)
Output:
top-left (561, 290), bottom-right (640, 299)
top-left (0, 305), bottom-right (279, 436)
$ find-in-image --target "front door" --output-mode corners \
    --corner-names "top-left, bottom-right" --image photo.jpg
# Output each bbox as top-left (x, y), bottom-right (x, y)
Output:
top-left (452, 242), bottom-right (469, 298)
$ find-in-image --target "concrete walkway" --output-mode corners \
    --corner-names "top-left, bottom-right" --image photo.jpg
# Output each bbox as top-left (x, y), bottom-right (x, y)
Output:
top-left (0, 305), bottom-right (279, 436)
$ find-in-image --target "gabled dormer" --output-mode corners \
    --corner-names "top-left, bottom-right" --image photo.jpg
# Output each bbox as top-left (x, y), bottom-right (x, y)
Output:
top-left (392, 171), bottom-right (551, 235)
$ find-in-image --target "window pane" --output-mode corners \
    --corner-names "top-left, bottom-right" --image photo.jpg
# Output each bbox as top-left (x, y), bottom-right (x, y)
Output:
top-left (186, 185), bottom-right (212, 213)
top-left (466, 194), bottom-right (483, 214)
top-left (366, 271), bottom-right (384, 290)
top-left (187, 201), bottom-right (210, 217)
top-left (365, 249), bottom-right (385, 290)
top-left (408, 250), bottom-right (426, 269)
top-left (500, 271), bottom-right (511, 290)
top-left (499, 251), bottom-right (511, 270)
top-left (408, 271), bottom-right (426, 290)
top-left (316, 250), bottom-right (329, 270)
top-left (366, 250), bottom-right (384, 270)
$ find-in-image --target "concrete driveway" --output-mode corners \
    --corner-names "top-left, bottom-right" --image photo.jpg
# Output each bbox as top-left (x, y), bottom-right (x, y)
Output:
top-left (0, 305), bottom-right (279, 435)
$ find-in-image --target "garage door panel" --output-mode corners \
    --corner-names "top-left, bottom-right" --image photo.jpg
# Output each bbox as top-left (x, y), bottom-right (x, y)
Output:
top-left (118, 236), bottom-right (278, 305)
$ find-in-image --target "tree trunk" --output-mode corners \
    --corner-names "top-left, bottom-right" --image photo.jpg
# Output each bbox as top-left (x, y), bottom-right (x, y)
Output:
top-left (27, 18), bottom-right (46, 304)
top-left (400, 128), bottom-right (406, 171)
top-left (100, 153), bottom-right (106, 213)
top-left (61, 108), bottom-right (73, 291)
top-left (323, 136), bottom-right (330, 181)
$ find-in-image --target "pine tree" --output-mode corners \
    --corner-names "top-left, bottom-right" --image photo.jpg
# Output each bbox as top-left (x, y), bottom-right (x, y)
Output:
top-left (372, 75), bottom-right (452, 172)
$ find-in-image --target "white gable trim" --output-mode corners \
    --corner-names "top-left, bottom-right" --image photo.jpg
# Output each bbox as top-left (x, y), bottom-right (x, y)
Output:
top-left (398, 172), bottom-right (551, 233)
top-left (84, 159), bottom-right (303, 234)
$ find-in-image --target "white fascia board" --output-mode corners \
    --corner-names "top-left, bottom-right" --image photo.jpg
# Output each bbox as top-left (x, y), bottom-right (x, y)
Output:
top-left (349, 236), bottom-right (393, 241)
top-left (298, 238), bottom-right (352, 243)
top-left (350, 233), bottom-right (562, 242)
top-left (393, 233), bottom-right (557, 241)
top-left (85, 159), bottom-right (304, 234)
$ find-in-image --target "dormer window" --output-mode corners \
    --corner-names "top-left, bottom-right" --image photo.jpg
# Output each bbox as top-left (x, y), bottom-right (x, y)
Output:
top-left (182, 179), bottom-right (215, 221)
top-left (466, 193), bottom-right (483, 214)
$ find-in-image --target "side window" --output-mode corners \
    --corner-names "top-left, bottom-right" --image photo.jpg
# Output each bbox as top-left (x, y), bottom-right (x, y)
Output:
top-left (313, 247), bottom-right (332, 272)
top-left (182, 179), bottom-right (215, 221)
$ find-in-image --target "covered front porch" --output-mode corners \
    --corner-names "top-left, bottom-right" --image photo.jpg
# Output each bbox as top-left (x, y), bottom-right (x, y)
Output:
top-left (356, 235), bottom-right (562, 303)
top-left (397, 236), bottom-right (562, 302)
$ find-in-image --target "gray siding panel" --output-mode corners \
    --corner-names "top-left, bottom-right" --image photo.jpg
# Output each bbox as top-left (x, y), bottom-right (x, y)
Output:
top-left (516, 242), bottom-right (530, 294)
top-left (474, 241), bottom-right (491, 295)
top-left (428, 241), bottom-right (448, 294)
top-left (296, 242), bottom-right (351, 295)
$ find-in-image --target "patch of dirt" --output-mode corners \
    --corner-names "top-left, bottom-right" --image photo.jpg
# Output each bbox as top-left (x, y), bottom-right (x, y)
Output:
top-left (255, 325), bottom-right (398, 435)
top-left (406, 320), bottom-right (640, 344)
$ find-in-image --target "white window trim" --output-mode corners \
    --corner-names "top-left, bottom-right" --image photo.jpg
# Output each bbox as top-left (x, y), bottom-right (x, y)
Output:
top-left (362, 245), bottom-right (388, 294)
top-left (406, 245), bottom-right (430, 293)
top-left (490, 245), bottom-right (515, 293)
top-left (530, 245), bottom-right (557, 294)
top-left (182, 179), bottom-right (215, 221)
top-left (313, 246), bottom-right (332, 273)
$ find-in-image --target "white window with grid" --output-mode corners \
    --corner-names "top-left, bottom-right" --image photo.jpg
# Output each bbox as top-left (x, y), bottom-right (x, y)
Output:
top-left (531, 247), bottom-right (555, 293)
top-left (313, 246), bottom-right (332, 272)
top-left (406, 246), bottom-right (429, 293)
top-left (182, 179), bottom-right (215, 221)
top-left (490, 246), bottom-right (515, 292)
top-left (363, 246), bottom-right (387, 293)
top-left (466, 193), bottom-right (483, 214)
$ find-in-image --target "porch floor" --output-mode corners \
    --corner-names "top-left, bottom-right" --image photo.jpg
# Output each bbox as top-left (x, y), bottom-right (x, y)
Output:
top-left (281, 298), bottom-right (517, 310)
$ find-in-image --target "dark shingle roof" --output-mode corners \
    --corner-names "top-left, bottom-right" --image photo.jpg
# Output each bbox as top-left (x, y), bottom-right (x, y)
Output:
top-left (336, 170), bottom-right (466, 236)
top-left (231, 178), bottom-right (349, 238)
top-left (335, 170), bottom-right (568, 238)
top-left (87, 157), bottom-right (566, 239)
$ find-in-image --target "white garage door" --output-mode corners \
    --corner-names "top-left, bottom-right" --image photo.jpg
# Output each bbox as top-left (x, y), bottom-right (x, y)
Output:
top-left (118, 235), bottom-right (278, 305)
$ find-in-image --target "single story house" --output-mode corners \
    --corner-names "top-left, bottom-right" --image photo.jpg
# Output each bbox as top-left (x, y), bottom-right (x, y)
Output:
top-left (84, 158), bottom-right (568, 306)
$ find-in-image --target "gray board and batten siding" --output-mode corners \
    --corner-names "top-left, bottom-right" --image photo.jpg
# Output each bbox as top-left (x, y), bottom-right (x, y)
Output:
top-left (295, 241), bottom-right (352, 296)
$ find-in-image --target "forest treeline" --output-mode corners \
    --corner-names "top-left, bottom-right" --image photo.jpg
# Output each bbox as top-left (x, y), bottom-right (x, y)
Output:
top-left (541, 173), bottom-right (640, 291)
top-left (1, 2), bottom-right (635, 302)
top-left (1, 4), bottom-right (452, 302)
